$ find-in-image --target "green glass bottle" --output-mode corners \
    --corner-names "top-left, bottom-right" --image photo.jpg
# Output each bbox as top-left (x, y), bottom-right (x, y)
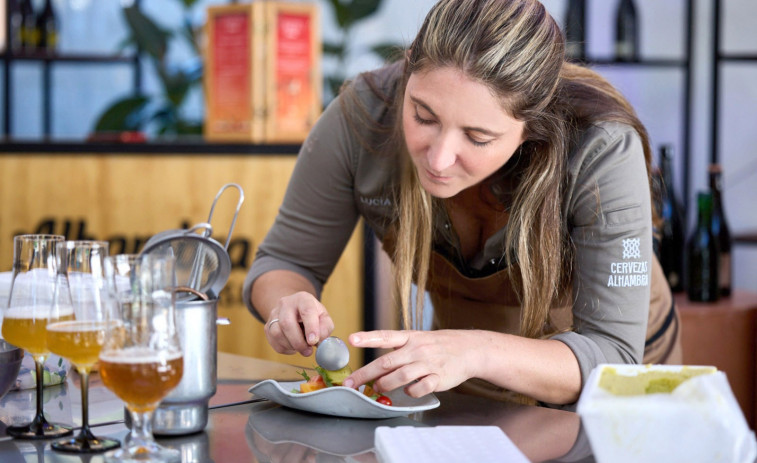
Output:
top-left (20, 0), bottom-right (37, 52)
top-left (659, 145), bottom-right (685, 292)
top-left (9, 0), bottom-right (25, 52)
top-left (708, 164), bottom-right (732, 297)
top-left (686, 192), bottom-right (719, 302)
top-left (564, 0), bottom-right (586, 61)
top-left (615, 0), bottom-right (639, 62)
top-left (37, 0), bottom-right (58, 54)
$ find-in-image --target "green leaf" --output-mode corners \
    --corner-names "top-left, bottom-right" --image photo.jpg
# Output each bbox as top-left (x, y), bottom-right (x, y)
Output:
top-left (160, 71), bottom-right (192, 107)
top-left (323, 41), bottom-right (344, 56)
top-left (348, 0), bottom-right (383, 22)
top-left (327, 76), bottom-right (347, 95)
top-left (297, 369), bottom-right (311, 382)
top-left (326, 0), bottom-right (351, 29)
top-left (92, 96), bottom-right (150, 132)
top-left (178, 0), bottom-right (201, 9)
top-left (176, 120), bottom-right (203, 135)
top-left (372, 43), bottom-right (405, 62)
top-left (181, 19), bottom-right (201, 55)
top-left (123, 5), bottom-right (170, 60)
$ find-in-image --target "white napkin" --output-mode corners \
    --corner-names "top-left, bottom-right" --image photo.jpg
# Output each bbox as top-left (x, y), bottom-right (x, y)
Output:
top-left (374, 426), bottom-right (529, 463)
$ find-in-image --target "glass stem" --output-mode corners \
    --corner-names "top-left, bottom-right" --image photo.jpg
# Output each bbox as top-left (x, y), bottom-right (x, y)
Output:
top-left (79, 369), bottom-right (91, 433)
top-left (128, 409), bottom-right (155, 448)
top-left (30, 357), bottom-right (48, 431)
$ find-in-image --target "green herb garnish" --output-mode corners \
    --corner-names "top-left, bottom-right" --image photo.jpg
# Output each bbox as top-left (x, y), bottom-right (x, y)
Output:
top-left (314, 366), bottom-right (334, 387)
top-left (297, 369), bottom-right (311, 382)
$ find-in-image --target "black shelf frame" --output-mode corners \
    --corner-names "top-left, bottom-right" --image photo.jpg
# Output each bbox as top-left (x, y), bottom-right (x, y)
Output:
top-left (1, 51), bottom-right (137, 63)
top-left (710, 0), bottom-right (757, 165)
top-left (1, 0), bottom-right (143, 138)
top-left (574, 0), bottom-right (695, 212)
top-left (711, 0), bottom-right (757, 245)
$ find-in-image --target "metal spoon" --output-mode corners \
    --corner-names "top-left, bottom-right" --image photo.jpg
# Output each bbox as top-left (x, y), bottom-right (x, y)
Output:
top-left (315, 336), bottom-right (350, 371)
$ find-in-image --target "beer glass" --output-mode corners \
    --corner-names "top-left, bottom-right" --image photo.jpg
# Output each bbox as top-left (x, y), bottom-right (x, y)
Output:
top-left (46, 241), bottom-right (121, 453)
top-left (100, 254), bottom-right (183, 462)
top-left (0, 234), bottom-right (73, 439)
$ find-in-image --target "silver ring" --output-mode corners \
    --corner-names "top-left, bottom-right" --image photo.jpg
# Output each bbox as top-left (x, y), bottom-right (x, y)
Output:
top-left (266, 318), bottom-right (280, 329)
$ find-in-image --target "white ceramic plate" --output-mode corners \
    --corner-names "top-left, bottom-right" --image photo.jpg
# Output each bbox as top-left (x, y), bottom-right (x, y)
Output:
top-left (248, 380), bottom-right (440, 419)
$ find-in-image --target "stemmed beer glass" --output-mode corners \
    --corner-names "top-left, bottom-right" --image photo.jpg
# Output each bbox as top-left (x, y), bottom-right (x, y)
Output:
top-left (46, 240), bottom-right (121, 453)
top-left (100, 254), bottom-right (183, 462)
top-left (1, 234), bottom-right (73, 439)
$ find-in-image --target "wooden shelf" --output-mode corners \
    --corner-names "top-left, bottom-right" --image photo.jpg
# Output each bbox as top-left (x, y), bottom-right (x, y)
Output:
top-left (677, 290), bottom-right (757, 429)
top-left (1, 51), bottom-right (137, 64)
top-left (0, 140), bottom-right (301, 155)
top-left (574, 58), bottom-right (689, 68)
top-left (735, 233), bottom-right (757, 245)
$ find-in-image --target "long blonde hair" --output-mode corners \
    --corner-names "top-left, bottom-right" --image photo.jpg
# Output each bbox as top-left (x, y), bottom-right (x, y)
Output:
top-left (345, 0), bottom-right (653, 335)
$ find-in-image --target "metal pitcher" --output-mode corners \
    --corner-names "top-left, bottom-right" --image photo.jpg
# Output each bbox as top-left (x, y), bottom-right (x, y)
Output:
top-left (152, 295), bottom-right (219, 435)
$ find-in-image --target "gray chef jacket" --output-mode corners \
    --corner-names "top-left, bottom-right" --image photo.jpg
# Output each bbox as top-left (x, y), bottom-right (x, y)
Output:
top-left (243, 62), bottom-right (679, 398)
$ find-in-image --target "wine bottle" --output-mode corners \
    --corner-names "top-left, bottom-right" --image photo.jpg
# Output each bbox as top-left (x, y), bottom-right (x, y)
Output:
top-left (37, 0), bottom-right (58, 54)
top-left (9, 0), bottom-right (23, 52)
top-left (651, 165), bottom-right (663, 260)
top-left (658, 145), bottom-right (685, 292)
top-left (708, 164), bottom-right (732, 297)
top-left (20, 0), bottom-right (37, 52)
top-left (564, 0), bottom-right (586, 61)
top-left (615, 0), bottom-right (639, 62)
top-left (686, 192), bottom-right (719, 302)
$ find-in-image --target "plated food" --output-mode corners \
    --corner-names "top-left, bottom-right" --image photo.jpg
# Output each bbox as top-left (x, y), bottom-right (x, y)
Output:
top-left (295, 367), bottom-right (393, 406)
top-left (248, 375), bottom-right (440, 419)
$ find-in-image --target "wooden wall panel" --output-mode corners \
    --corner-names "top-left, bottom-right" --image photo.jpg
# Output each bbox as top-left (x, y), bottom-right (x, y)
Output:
top-left (0, 154), bottom-right (363, 368)
top-left (678, 291), bottom-right (757, 430)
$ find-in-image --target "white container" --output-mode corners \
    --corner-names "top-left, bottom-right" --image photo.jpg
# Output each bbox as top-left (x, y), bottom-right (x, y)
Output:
top-left (577, 364), bottom-right (757, 463)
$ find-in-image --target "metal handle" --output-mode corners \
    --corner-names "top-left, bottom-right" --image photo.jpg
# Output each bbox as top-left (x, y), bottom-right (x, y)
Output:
top-left (184, 222), bottom-right (213, 238)
top-left (174, 286), bottom-right (209, 301)
top-left (207, 183), bottom-right (245, 249)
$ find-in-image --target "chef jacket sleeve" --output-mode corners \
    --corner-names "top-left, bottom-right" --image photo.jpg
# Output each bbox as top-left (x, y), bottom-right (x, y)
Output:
top-left (242, 94), bottom-right (362, 321)
top-left (551, 122), bottom-right (653, 389)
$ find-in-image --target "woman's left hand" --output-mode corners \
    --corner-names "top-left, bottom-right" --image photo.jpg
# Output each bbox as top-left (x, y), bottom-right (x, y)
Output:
top-left (342, 329), bottom-right (479, 398)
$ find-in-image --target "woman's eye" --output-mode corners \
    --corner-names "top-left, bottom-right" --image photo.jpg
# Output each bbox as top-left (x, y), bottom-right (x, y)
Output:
top-left (413, 113), bottom-right (435, 126)
top-left (467, 135), bottom-right (492, 147)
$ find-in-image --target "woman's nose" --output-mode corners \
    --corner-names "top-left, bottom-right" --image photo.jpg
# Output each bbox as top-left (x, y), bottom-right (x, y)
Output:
top-left (426, 133), bottom-right (457, 172)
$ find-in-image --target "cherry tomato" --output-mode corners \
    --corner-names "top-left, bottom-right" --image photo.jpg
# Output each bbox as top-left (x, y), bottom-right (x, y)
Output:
top-left (376, 395), bottom-right (393, 406)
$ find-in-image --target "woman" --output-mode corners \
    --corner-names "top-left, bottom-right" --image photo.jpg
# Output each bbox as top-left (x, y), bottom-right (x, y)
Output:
top-left (243, 0), bottom-right (681, 407)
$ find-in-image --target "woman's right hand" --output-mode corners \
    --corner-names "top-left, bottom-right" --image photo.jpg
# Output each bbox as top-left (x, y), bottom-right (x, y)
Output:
top-left (264, 291), bottom-right (334, 357)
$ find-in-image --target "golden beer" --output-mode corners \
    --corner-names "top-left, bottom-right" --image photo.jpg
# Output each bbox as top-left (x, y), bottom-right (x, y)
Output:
top-left (1, 306), bottom-right (74, 356)
top-left (99, 348), bottom-right (183, 413)
top-left (47, 320), bottom-right (118, 371)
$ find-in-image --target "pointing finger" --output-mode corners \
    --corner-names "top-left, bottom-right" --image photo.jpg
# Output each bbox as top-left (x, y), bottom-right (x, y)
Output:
top-left (348, 330), bottom-right (410, 349)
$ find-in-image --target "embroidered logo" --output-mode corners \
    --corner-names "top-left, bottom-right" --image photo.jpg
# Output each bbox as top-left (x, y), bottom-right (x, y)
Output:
top-left (622, 238), bottom-right (641, 259)
top-left (608, 238), bottom-right (648, 288)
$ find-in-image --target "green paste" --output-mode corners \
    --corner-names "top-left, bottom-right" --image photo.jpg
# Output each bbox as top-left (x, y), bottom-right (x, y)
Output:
top-left (598, 366), bottom-right (716, 395)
